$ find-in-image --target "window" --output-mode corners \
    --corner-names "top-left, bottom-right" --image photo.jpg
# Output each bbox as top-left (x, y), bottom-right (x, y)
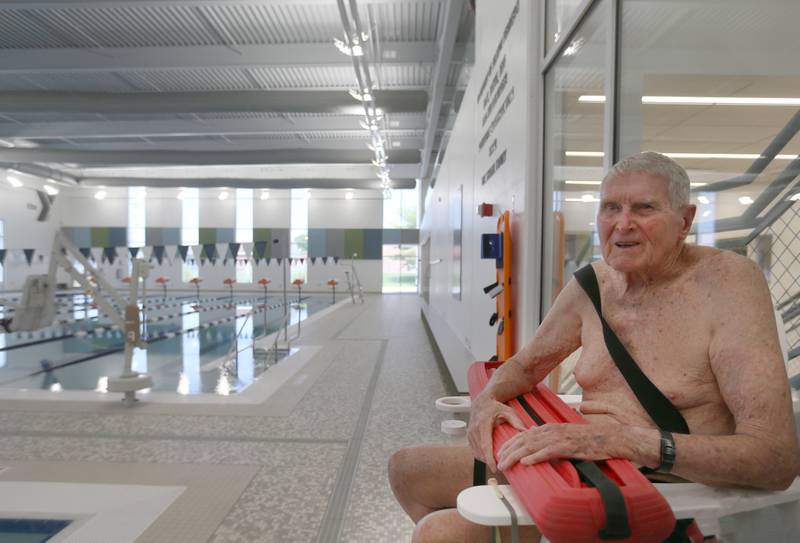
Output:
top-left (545, 0), bottom-right (588, 53)
top-left (127, 187), bottom-right (146, 248)
top-left (0, 221), bottom-right (5, 363)
top-left (0, 218), bottom-right (4, 284)
top-left (290, 189), bottom-right (308, 283)
top-left (181, 188), bottom-right (199, 282)
top-left (382, 244), bottom-right (418, 293)
top-left (542, 0), bottom-right (607, 313)
top-left (615, 0), bottom-right (800, 365)
top-left (383, 186), bottom-right (419, 229)
top-left (235, 189), bottom-right (253, 284)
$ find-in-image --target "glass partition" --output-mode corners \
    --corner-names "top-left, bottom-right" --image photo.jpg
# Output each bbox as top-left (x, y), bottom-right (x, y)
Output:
top-left (545, 0), bottom-right (590, 54)
top-left (543, 0), bottom-right (608, 312)
top-left (617, 0), bottom-right (800, 360)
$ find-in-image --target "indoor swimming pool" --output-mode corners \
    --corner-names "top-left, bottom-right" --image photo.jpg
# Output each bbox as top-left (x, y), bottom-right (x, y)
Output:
top-left (0, 292), bottom-right (336, 396)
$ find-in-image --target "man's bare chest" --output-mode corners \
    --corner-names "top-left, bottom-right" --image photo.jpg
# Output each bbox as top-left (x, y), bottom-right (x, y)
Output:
top-left (574, 287), bottom-right (716, 411)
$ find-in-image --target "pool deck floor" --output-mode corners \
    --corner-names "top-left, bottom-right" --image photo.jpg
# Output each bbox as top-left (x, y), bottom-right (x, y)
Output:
top-left (0, 294), bottom-right (456, 542)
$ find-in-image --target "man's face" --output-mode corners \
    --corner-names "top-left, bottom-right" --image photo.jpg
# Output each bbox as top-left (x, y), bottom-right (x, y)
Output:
top-left (597, 172), bottom-right (696, 273)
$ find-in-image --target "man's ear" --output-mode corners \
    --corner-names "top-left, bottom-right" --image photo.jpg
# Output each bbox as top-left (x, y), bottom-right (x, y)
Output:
top-left (678, 204), bottom-right (696, 240)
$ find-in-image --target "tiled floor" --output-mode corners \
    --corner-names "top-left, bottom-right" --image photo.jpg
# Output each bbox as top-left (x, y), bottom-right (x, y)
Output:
top-left (0, 294), bottom-right (455, 542)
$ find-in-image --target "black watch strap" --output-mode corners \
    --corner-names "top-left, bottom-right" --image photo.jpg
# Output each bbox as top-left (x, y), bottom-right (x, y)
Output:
top-left (657, 430), bottom-right (676, 473)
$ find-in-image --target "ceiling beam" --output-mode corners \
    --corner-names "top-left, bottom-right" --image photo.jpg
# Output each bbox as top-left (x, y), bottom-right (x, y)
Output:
top-left (0, 115), bottom-right (428, 139)
top-left (418, 0), bottom-right (464, 181)
top-left (0, 42), bottom-right (451, 73)
top-left (0, 148), bottom-right (421, 166)
top-left (0, 0), bottom-right (446, 8)
top-left (78, 176), bottom-right (416, 190)
top-left (14, 137), bottom-right (426, 152)
top-left (0, 90), bottom-right (428, 115)
top-left (68, 163), bottom-right (422, 179)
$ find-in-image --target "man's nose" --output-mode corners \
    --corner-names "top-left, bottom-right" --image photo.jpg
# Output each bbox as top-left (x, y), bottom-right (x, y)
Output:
top-left (615, 210), bottom-right (634, 230)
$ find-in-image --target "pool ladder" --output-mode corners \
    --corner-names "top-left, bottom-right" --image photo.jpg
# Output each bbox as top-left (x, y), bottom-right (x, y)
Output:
top-left (345, 256), bottom-right (365, 304)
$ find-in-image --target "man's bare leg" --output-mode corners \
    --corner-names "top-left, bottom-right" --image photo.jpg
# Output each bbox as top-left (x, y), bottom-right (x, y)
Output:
top-left (388, 445), bottom-right (540, 542)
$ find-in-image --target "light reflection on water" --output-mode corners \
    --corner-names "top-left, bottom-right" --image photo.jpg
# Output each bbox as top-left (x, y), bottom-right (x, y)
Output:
top-left (0, 294), bottom-right (331, 395)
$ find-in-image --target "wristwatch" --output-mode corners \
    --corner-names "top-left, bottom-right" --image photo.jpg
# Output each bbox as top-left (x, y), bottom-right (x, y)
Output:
top-left (657, 430), bottom-right (676, 473)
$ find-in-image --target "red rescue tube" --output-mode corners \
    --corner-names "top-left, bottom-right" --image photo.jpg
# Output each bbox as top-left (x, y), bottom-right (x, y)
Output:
top-left (468, 361), bottom-right (676, 543)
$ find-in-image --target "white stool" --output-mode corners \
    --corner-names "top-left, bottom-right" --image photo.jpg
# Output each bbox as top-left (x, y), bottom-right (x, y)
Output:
top-left (458, 478), bottom-right (800, 542)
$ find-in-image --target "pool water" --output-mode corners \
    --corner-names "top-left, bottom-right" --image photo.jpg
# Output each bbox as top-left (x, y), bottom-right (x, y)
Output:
top-left (0, 518), bottom-right (72, 542)
top-left (0, 293), bottom-right (334, 396)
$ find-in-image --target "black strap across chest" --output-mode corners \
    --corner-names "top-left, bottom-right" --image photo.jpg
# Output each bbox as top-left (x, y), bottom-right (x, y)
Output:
top-left (573, 264), bottom-right (690, 435)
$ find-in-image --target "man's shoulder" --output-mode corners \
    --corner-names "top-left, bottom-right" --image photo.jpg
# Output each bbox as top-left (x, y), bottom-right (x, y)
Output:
top-left (688, 245), bottom-right (759, 278)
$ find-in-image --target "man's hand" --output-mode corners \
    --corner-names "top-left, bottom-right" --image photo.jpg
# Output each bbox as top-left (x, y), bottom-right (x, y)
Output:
top-left (496, 422), bottom-right (625, 471)
top-left (467, 394), bottom-right (527, 472)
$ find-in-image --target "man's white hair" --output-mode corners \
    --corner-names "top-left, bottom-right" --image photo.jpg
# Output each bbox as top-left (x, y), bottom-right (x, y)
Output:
top-left (603, 151), bottom-right (690, 208)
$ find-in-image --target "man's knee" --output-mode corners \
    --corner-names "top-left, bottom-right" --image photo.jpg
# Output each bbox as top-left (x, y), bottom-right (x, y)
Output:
top-left (388, 447), bottom-right (426, 496)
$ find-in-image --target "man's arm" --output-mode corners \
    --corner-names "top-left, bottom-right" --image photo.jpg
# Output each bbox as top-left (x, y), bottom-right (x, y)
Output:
top-left (497, 254), bottom-right (800, 489)
top-left (467, 277), bottom-right (584, 471)
top-left (640, 254), bottom-right (799, 489)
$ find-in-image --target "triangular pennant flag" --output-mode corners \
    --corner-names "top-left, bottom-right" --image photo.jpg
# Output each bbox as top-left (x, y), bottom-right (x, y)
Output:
top-left (276, 258), bottom-right (282, 266)
top-left (23, 248), bottom-right (35, 266)
top-left (322, 256), bottom-right (328, 264)
top-left (228, 243), bottom-right (240, 260)
top-left (129, 247), bottom-right (140, 259)
top-left (253, 241), bottom-right (267, 260)
top-left (333, 257), bottom-right (339, 264)
top-left (177, 245), bottom-right (189, 262)
top-left (79, 247), bottom-right (92, 260)
top-left (0, 249), bottom-right (6, 265)
top-left (310, 257), bottom-right (316, 265)
top-left (103, 247), bottom-right (117, 265)
top-left (202, 244), bottom-right (216, 261)
top-left (242, 243), bottom-right (253, 260)
top-left (300, 258), bottom-right (305, 265)
top-left (265, 257), bottom-right (271, 266)
top-left (152, 246), bottom-right (166, 265)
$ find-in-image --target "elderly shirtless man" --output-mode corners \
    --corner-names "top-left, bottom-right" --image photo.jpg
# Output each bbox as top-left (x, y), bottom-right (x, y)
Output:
top-left (389, 151), bottom-right (800, 542)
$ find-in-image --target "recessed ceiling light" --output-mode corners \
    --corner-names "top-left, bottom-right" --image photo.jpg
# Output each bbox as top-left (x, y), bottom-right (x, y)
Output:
top-left (790, 193), bottom-right (800, 201)
top-left (738, 196), bottom-right (754, 205)
top-left (218, 190), bottom-right (229, 201)
top-left (260, 190), bottom-right (270, 200)
top-left (43, 184), bottom-right (59, 196)
top-left (7, 176), bottom-right (22, 188)
top-left (697, 195), bottom-right (711, 205)
top-left (94, 190), bottom-right (107, 200)
top-left (579, 95), bottom-right (800, 106)
top-left (565, 151), bottom-right (798, 160)
top-left (345, 191), bottom-right (354, 200)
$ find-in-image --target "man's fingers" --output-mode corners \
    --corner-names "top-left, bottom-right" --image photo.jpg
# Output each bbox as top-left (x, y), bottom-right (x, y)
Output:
top-left (502, 409), bottom-right (528, 432)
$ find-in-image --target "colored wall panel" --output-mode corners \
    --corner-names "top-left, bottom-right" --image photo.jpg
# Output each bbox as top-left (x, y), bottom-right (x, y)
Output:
top-left (401, 229), bottom-right (420, 244)
top-left (363, 229), bottom-right (382, 259)
top-left (216, 228), bottom-right (235, 243)
top-left (383, 229), bottom-right (401, 244)
top-left (145, 228), bottom-right (163, 246)
top-left (270, 229), bottom-right (289, 258)
top-left (199, 228), bottom-right (216, 244)
top-left (90, 227), bottom-right (110, 247)
top-left (108, 228), bottom-right (127, 247)
top-left (161, 228), bottom-right (180, 245)
top-left (253, 228), bottom-right (271, 242)
top-left (344, 229), bottom-right (364, 259)
top-left (308, 229), bottom-right (327, 258)
top-left (326, 229), bottom-right (344, 258)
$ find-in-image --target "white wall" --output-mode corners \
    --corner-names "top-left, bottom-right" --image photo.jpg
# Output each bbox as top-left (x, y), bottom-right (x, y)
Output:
top-left (308, 190), bottom-right (383, 228)
top-left (420, 0), bottom-right (538, 390)
top-left (2, 179), bottom-right (392, 295)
